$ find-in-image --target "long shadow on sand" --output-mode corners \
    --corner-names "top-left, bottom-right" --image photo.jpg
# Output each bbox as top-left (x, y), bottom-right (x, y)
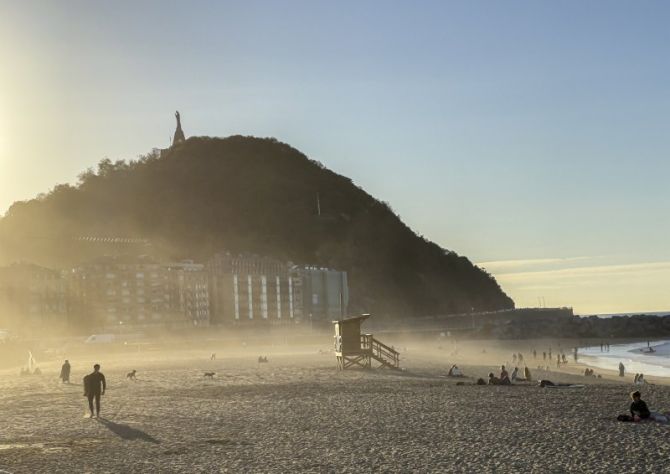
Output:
top-left (97, 418), bottom-right (160, 444)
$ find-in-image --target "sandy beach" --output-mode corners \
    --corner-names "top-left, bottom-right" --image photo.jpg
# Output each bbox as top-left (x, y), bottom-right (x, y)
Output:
top-left (1, 341), bottom-right (669, 473)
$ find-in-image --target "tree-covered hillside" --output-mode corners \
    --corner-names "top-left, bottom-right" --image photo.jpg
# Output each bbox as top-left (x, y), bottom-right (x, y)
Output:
top-left (0, 136), bottom-right (514, 318)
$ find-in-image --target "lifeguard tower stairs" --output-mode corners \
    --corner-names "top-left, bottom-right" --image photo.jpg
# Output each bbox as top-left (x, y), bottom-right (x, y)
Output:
top-left (333, 314), bottom-right (400, 370)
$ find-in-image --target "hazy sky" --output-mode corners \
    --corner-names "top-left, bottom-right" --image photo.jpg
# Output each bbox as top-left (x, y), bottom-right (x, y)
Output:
top-left (1, 1), bottom-right (669, 314)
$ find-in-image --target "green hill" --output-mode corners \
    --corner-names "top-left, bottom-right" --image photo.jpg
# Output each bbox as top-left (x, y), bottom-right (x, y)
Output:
top-left (0, 136), bottom-right (514, 318)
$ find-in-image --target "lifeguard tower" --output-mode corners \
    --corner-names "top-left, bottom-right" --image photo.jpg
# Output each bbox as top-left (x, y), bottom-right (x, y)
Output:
top-left (333, 314), bottom-right (400, 370)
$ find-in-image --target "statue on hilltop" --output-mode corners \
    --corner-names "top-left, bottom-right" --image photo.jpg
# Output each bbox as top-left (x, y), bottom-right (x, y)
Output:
top-left (172, 111), bottom-right (186, 146)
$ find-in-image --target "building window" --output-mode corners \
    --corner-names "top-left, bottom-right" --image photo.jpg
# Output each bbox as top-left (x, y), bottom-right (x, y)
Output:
top-left (276, 276), bottom-right (281, 319)
top-left (233, 274), bottom-right (240, 320)
top-left (289, 276), bottom-right (294, 318)
top-left (247, 275), bottom-right (253, 319)
top-left (261, 276), bottom-right (268, 319)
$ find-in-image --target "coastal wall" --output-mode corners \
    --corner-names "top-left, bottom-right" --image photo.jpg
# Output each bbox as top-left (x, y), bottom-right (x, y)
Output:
top-left (374, 308), bottom-right (670, 340)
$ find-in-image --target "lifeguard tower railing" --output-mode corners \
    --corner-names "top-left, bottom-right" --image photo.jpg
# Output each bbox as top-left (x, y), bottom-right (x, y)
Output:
top-left (360, 334), bottom-right (400, 369)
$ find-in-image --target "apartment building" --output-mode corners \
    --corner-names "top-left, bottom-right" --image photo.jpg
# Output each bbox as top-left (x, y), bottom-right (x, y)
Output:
top-left (0, 262), bottom-right (68, 331)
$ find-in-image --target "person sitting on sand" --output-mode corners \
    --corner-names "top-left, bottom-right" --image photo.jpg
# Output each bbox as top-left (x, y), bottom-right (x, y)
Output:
top-left (499, 366), bottom-right (511, 385)
top-left (636, 374), bottom-right (646, 386)
top-left (630, 391), bottom-right (651, 421)
top-left (511, 367), bottom-right (527, 382)
top-left (488, 372), bottom-right (501, 385)
top-left (448, 365), bottom-right (463, 377)
top-left (500, 365), bottom-right (508, 379)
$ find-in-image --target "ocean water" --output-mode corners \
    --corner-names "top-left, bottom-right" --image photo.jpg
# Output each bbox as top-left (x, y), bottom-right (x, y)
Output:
top-left (580, 341), bottom-right (670, 377)
top-left (583, 311), bottom-right (670, 318)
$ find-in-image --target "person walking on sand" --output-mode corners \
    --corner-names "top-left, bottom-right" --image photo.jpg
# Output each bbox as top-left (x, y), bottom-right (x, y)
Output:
top-left (83, 364), bottom-right (106, 419)
top-left (60, 360), bottom-right (71, 383)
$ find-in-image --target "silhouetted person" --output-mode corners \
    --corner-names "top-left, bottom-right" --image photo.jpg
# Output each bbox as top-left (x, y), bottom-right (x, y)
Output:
top-left (619, 362), bottom-right (625, 377)
top-left (500, 365), bottom-right (510, 384)
top-left (543, 352), bottom-right (547, 361)
top-left (630, 390), bottom-right (650, 421)
top-left (524, 366), bottom-right (532, 381)
top-left (60, 360), bottom-right (71, 383)
top-left (83, 364), bottom-right (106, 418)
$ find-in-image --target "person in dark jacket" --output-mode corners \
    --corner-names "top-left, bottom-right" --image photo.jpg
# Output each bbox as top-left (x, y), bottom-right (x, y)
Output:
top-left (630, 390), bottom-right (650, 421)
top-left (60, 360), bottom-right (71, 383)
top-left (83, 364), bottom-right (106, 418)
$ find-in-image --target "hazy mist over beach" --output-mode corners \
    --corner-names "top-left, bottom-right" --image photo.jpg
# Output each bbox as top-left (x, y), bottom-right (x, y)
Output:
top-left (1, 1), bottom-right (670, 472)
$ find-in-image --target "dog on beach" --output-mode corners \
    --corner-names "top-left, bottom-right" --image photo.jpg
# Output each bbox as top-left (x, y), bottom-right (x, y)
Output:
top-left (204, 372), bottom-right (215, 379)
top-left (126, 370), bottom-right (136, 380)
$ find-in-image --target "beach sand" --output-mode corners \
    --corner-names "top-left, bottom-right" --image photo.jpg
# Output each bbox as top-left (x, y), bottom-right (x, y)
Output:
top-left (0, 342), bottom-right (669, 473)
